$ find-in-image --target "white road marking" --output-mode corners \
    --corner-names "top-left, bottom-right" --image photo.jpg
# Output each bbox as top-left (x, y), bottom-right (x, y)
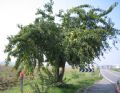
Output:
top-left (100, 69), bottom-right (115, 84)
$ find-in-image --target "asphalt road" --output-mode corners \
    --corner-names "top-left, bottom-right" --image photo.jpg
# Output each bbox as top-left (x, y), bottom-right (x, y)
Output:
top-left (83, 69), bottom-right (119, 93)
top-left (83, 79), bottom-right (115, 93)
top-left (101, 69), bottom-right (120, 83)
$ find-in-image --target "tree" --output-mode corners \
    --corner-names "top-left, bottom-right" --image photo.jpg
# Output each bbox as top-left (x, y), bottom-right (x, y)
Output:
top-left (4, 0), bottom-right (119, 82)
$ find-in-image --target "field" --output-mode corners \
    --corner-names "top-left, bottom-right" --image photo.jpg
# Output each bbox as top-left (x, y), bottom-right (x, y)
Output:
top-left (0, 65), bottom-right (18, 91)
top-left (111, 68), bottom-right (120, 72)
top-left (0, 66), bottom-right (101, 93)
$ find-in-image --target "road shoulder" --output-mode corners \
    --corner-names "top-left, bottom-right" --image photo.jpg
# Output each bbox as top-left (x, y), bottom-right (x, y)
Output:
top-left (83, 78), bottom-right (115, 93)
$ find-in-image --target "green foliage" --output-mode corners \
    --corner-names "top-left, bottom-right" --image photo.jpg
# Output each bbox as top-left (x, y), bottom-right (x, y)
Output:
top-left (4, 0), bottom-right (119, 80)
top-left (31, 83), bottom-right (41, 93)
top-left (30, 67), bottom-right (56, 93)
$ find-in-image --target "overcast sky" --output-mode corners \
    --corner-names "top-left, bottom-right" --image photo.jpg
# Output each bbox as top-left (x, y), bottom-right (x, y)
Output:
top-left (0, 0), bottom-right (120, 65)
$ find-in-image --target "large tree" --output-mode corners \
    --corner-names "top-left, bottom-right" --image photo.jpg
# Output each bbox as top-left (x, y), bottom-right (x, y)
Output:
top-left (5, 0), bottom-right (119, 82)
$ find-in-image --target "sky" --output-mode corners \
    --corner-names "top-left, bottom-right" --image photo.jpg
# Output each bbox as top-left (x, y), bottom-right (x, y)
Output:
top-left (0, 0), bottom-right (120, 65)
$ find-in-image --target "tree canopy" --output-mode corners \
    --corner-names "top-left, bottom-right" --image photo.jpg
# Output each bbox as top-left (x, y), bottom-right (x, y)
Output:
top-left (4, 0), bottom-right (119, 82)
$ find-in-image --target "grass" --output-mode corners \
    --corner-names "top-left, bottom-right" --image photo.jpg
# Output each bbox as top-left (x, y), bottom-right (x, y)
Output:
top-left (0, 67), bottom-right (101, 93)
top-left (111, 68), bottom-right (120, 72)
top-left (61, 68), bottom-right (101, 92)
top-left (0, 85), bottom-right (31, 93)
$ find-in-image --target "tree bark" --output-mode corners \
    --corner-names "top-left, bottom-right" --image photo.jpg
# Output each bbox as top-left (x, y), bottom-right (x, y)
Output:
top-left (59, 62), bottom-right (65, 82)
top-left (56, 61), bottom-right (65, 82)
top-left (56, 65), bottom-right (59, 82)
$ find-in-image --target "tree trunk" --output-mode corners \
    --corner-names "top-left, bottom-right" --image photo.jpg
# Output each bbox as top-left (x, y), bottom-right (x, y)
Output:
top-left (56, 61), bottom-right (65, 82)
top-left (58, 61), bottom-right (65, 82)
top-left (56, 65), bottom-right (59, 82)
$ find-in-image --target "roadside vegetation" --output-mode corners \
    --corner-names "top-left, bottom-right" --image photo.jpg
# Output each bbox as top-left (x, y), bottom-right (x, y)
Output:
top-left (0, 65), bottom-right (18, 90)
top-left (111, 68), bottom-right (120, 72)
top-left (0, 67), bottom-right (101, 93)
top-left (1, 0), bottom-right (118, 93)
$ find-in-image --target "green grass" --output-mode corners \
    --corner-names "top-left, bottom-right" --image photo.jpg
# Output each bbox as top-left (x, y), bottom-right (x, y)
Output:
top-left (0, 68), bottom-right (101, 93)
top-left (0, 85), bottom-right (32, 93)
top-left (111, 68), bottom-right (120, 72)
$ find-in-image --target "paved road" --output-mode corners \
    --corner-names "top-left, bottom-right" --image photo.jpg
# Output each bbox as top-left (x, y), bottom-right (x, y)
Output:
top-left (83, 69), bottom-right (120, 93)
top-left (84, 79), bottom-right (115, 93)
top-left (101, 69), bottom-right (120, 83)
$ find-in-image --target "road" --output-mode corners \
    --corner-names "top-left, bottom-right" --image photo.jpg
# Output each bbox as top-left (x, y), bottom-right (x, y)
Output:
top-left (101, 69), bottom-right (120, 83)
top-left (83, 69), bottom-right (120, 93)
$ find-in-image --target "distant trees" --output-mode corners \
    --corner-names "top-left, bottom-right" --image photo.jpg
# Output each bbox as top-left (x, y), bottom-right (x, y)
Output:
top-left (4, 0), bottom-right (119, 82)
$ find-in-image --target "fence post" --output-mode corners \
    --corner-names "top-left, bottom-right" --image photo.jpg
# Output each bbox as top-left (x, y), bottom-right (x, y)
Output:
top-left (19, 71), bottom-right (24, 93)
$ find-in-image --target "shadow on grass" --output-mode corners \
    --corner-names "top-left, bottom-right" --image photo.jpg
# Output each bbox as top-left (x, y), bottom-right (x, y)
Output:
top-left (54, 82), bottom-right (88, 93)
